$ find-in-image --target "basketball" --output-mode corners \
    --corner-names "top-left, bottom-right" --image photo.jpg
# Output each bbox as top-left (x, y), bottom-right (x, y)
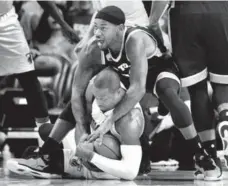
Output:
top-left (94, 134), bottom-right (121, 160)
top-left (82, 134), bottom-right (121, 172)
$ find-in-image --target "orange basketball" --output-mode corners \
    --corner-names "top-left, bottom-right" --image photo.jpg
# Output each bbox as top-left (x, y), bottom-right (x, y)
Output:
top-left (94, 134), bottom-right (121, 160)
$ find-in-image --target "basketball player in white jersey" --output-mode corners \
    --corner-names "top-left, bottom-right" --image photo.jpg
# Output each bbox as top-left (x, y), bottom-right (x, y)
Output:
top-left (0, 1), bottom-right (51, 128)
top-left (92, 0), bottom-right (149, 27)
top-left (0, 1), bottom-right (79, 130)
top-left (7, 67), bottom-right (145, 180)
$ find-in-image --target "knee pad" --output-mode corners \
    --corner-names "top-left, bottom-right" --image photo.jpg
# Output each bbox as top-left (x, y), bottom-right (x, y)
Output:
top-left (156, 78), bottom-right (180, 97)
top-left (38, 123), bottom-right (54, 141)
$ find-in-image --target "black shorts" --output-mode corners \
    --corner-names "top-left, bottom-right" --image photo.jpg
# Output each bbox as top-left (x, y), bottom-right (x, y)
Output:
top-left (116, 56), bottom-right (180, 96)
top-left (170, 2), bottom-right (228, 86)
top-left (146, 57), bottom-right (180, 96)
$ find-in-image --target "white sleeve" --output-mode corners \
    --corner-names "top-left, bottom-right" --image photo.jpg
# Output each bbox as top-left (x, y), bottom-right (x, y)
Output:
top-left (90, 145), bottom-right (142, 180)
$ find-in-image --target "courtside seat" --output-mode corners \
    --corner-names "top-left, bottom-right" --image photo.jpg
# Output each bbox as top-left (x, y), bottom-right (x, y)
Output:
top-left (0, 88), bottom-right (43, 156)
top-left (0, 55), bottom-right (76, 157)
top-left (48, 61), bottom-right (78, 123)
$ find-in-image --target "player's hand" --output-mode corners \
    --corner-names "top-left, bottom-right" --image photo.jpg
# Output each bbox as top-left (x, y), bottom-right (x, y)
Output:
top-left (69, 156), bottom-right (82, 167)
top-left (87, 114), bottom-right (114, 144)
top-left (75, 141), bottom-right (94, 162)
top-left (79, 133), bottom-right (89, 143)
top-left (30, 48), bottom-right (41, 59)
top-left (62, 24), bottom-right (80, 44)
top-left (78, 36), bottom-right (98, 57)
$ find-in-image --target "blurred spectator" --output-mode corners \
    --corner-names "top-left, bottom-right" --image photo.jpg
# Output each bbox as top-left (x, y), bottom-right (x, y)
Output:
top-left (64, 1), bottom-right (94, 40)
top-left (19, 1), bottom-right (78, 62)
top-left (18, 2), bottom-right (77, 103)
top-left (19, 1), bottom-right (43, 46)
top-left (92, 0), bottom-right (149, 27)
top-left (32, 9), bottom-right (76, 62)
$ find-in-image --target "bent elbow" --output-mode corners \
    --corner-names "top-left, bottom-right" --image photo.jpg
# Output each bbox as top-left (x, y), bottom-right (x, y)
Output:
top-left (122, 170), bottom-right (138, 181)
top-left (140, 87), bottom-right (146, 96)
top-left (137, 87), bottom-right (146, 99)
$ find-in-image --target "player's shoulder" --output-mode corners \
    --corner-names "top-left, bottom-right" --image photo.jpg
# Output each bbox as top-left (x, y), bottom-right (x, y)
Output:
top-left (115, 108), bottom-right (144, 138)
top-left (125, 27), bottom-right (156, 52)
top-left (126, 28), bottom-right (145, 44)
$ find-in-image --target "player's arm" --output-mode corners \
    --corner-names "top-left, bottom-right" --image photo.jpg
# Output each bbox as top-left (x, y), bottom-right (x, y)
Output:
top-left (37, 1), bottom-right (79, 43)
top-left (149, 0), bottom-right (170, 24)
top-left (148, 0), bottom-right (170, 45)
top-left (111, 33), bottom-right (151, 122)
top-left (85, 79), bottom-right (95, 118)
top-left (90, 108), bottom-right (144, 180)
top-left (71, 38), bottom-right (103, 136)
top-left (71, 63), bottom-right (94, 135)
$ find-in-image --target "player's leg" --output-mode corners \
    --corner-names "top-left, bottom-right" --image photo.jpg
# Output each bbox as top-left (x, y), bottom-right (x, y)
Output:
top-left (39, 102), bottom-right (76, 155)
top-left (0, 9), bottom-right (50, 128)
top-left (6, 102), bottom-right (77, 176)
top-left (188, 80), bottom-right (218, 158)
top-left (170, 11), bottom-right (221, 180)
top-left (155, 72), bottom-right (203, 155)
top-left (15, 70), bottom-right (51, 128)
top-left (205, 12), bottom-right (228, 167)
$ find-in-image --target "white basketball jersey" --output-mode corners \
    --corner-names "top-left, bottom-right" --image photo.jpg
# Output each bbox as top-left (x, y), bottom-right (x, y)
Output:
top-left (92, 0), bottom-right (149, 27)
top-left (0, 1), bottom-right (13, 15)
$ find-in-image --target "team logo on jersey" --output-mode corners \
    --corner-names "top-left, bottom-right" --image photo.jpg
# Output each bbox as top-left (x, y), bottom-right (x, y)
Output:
top-left (118, 63), bottom-right (130, 71)
top-left (106, 53), bottom-right (112, 61)
top-left (26, 53), bottom-right (33, 64)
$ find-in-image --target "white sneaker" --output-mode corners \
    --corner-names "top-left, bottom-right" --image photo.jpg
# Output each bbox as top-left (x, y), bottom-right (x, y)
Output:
top-left (6, 158), bottom-right (61, 179)
top-left (217, 121), bottom-right (228, 167)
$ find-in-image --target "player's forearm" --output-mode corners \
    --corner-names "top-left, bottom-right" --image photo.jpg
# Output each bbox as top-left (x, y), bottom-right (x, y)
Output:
top-left (149, 1), bottom-right (169, 24)
top-left (38, 1), bottom-right (69, 29)
top-left (112, 86), bottom-right (145, 122)
top-left (71, 94), bottom-right (90, 134)
top-left (71, 65), bottom-right (96, 134)
top-left (90, 145), bottom-right (142, 180)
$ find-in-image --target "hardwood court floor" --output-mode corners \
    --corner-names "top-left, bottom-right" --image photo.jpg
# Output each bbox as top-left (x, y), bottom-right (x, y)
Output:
top-left (0, 169), bottom-right (228, 186)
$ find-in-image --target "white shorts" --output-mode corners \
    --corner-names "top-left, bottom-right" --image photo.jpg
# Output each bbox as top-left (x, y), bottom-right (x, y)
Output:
top-left (0, 8), bottom-right (34, 76)
top-left (63, 149), bottom-right (119, 180)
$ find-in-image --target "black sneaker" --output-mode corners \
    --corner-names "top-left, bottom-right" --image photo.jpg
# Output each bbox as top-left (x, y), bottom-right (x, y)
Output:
top-left (194, 152), bottom-right (222, 181)
top-left (194, 157), bottom-right (222, 180)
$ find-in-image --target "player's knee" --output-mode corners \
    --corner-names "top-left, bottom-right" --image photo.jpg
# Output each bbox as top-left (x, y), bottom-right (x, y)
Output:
top-left (127, 109), bottom-right (144, 126)
top-left (38, 123), bottom-right (53, 141)
top-left (156, 78), bottom-right (180, 98)
top-left (116, 108), bottom-right (144, 137)
top-left (180, 87), bottom-right (190, 102)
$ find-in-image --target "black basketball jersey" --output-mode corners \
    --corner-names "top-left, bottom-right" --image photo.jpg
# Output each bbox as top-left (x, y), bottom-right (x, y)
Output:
top-left (103, 26), bottom-right (167, 89)
top-left (173, 1), bottom-right (228, 14)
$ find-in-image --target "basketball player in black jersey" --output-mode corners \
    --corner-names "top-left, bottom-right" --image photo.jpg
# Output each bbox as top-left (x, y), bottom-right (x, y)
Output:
top-left (83, 6), bottom-right (220, 180)
top-left (10, 6), bottom-right (220, 180)
top-left (151, 1), bottom-right (228, 180)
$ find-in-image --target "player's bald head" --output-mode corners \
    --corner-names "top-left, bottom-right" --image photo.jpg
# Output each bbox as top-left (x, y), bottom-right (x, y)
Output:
top-left (93, 67), bottom-right (120, 92)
